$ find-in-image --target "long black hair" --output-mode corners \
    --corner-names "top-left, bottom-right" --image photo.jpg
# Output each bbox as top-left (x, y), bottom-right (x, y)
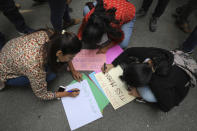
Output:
top-left (45, 31), bottom-right (82, 72)
top-left (82, 0), bottom-right (122, 46)
top-left (120, 63), bottom-right (153, 87)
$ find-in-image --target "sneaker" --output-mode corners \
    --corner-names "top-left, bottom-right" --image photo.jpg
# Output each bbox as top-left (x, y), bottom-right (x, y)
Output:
top-left (0, 80), bottom-right (5, 91)
top-left (17, 26), bottom-right (35, 35)
top-left (136, 8), bottom-right (147, 17)
top-left (149, 17), bottom-right (158, 32)
top-left (182, 48), bottom-right (194, 54)
top-left (184, 50), bottom-right (194, 54)
top-left (63, 18), bottom-right (80, 29)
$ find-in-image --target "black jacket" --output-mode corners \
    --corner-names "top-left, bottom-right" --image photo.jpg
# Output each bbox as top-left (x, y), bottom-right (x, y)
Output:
top-left (112, 47), bottom-right (190, 112)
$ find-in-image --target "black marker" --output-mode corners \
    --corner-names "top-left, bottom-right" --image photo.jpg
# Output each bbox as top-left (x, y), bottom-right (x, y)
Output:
top-left (104, 63), bottom-right (106, 74)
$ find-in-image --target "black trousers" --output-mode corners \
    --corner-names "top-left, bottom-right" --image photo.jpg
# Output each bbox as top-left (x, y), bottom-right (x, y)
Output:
top-left (142, 0), bottom-right (170, 18)
top-left (0, 32), bottom-right (5, 49)
top-left (0, 0), bottom-right (26, 31)
top-left (48, 0), bottom-right (71, 31)
top-left (183, 26), bottom-right (197, 52)
top-left (178, 0), bottom-right (197, 24)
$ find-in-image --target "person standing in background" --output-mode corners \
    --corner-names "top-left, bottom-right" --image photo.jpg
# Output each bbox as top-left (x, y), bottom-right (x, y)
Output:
top-left (173, 0), bottom-right (197, 33)
top-left (136, 0), bottom-right (170, 32)
top-left (0, 0), bottom-right (35, 47)
top-left (48, 0), bottom-right (80, 32)
top-left (182, 26), bottom-right (197, 53)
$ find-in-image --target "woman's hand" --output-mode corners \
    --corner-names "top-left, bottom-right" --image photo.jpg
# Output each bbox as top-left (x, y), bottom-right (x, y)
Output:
top-left (71, 70), bottom-right (82, 82)
top-left (101, 64), bottom-right (114, 73)
top-left (55, 88), bottom-right (80, 98)
top-left (68, 61), bottom-right (82, 82)
top-left (66, 88), bottom-right (80, 97)
top-left (128, 87), bottom-right (140, 97)
top-left (96, 47), bottom-right (108, 54)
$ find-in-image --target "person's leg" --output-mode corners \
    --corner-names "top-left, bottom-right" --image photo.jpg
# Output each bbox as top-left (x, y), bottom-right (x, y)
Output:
top-left (119, 17), bottom-right (136, 49)
top-left (62, 3), bottom-right (80, 29)
top-left (63, 4), bottom-right (71, 23)
top-left (176, 0), bottom-right (197, 33)
top-left (0, 0), bottom-right (34, 34)
top-left (6, 72), bottom-right (56, 86)
top-left (6, 76), bottom-right (30, 86)
top-left (152, 0), bottom-right (170, 18)
top-left (0, 32), bottom-right (6, 50)
top-left (178, 0), bottom-right (197, 24)
top-left (137, 86), bottom-right (157, 103)
top-left (136, 0), bottom-right (153, 17)
top-left (149, 0), bottom-right (170, 32)
top-left (182, 26), bottom-right (197, 53)
top-left (83, 1), bottom-right (97, 16)
top-left (141, 0), bottom-right (153, 12)
top-left (48, 0), bottom-right (66, 32)
top-left (46, 72), bottom-right (56, 82)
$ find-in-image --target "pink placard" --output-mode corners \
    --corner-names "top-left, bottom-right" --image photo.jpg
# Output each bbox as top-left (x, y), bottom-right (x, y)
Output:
top-left (72, 45), bottom-right (123, 72)
top-left (106, 45), bottom-right (123, 64)
top-left (72, 49), bottom-right (106, 71)
top-left (95, 45), bottom-right (123, 73)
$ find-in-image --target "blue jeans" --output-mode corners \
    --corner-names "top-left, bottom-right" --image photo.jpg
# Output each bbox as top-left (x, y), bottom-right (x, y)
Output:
top-left (182, 26), bottom-right (197, 52)
top-left (137, 86), bottom-right (157, 103)
top-left (6, 72), bottom-right (56, 86)
top-left (83, 1), bottom-right (135, 49)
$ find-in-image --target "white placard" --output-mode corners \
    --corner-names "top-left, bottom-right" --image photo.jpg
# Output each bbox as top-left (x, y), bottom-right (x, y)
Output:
top-left (95, 66), bottom-right (135, 110)
top-left (61, 80), bottom-right (103, 130)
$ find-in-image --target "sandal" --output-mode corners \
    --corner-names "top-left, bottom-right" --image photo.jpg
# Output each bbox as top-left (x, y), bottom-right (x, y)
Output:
top-left (63, 18), bottom-right (81, 29)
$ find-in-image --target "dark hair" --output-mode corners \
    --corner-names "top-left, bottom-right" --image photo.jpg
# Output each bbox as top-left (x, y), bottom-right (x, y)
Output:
top-left (82, 0), bottom-right (122, 46)
top-left (152, 57), bottom-right (171, 76)
top-left (120, 63), bottom-right (153, 87)
top-left (46, 31), bottom-right (82, 72)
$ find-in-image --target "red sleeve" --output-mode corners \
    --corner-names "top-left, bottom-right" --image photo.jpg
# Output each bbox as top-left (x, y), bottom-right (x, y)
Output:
top-left (77, 8), bottom-right (95, 40)
top-left (77, 18), bottom-right (87, 40)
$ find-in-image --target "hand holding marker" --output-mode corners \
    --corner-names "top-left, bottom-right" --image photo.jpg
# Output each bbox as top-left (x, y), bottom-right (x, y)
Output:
top-left (59, 86), bottom-right (80, 92)
top-left (104, 63), bottom-right (106, 74)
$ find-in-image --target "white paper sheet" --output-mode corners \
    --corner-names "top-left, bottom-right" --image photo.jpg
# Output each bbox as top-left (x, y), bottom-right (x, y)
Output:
top-left (61, 80), bottom-right (103, 130)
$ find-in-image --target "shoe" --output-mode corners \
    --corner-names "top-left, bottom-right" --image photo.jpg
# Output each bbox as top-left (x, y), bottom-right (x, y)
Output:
top-left (33, 0), bottom-right (48, 2)
top-left (32, 0), bottom-right (48, 7)
top-left (176, 21), bottom-right (192, 33)
top-left (136, 8), bottom-right (147, 17)
top-left (17, 26), bottom-right (35, 35)
top-left (182, 48), bottom-right (194, 54)
top-left (175, 6), bottom-right (184, 15)
top-left (15, 3), bottom-right (21, 9)
top-left (184, 50), bottom-right (194, 54)
top-left (135, 98), bottom-right (146, 103)
top-left (63, 18), bottom-right (80, 29)
top-left (149, 17), bottom-right (158, 32)
top-left (0, 80), bottom-right (5, 91)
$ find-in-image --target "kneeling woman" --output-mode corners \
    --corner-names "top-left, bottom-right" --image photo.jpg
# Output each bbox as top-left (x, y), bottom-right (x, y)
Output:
top-left (78, 0), bottom-right (135, 53)
top-left (102, 47), bottom-right (197, 112)
top-left (0, 29), bottom-right (82, 100)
